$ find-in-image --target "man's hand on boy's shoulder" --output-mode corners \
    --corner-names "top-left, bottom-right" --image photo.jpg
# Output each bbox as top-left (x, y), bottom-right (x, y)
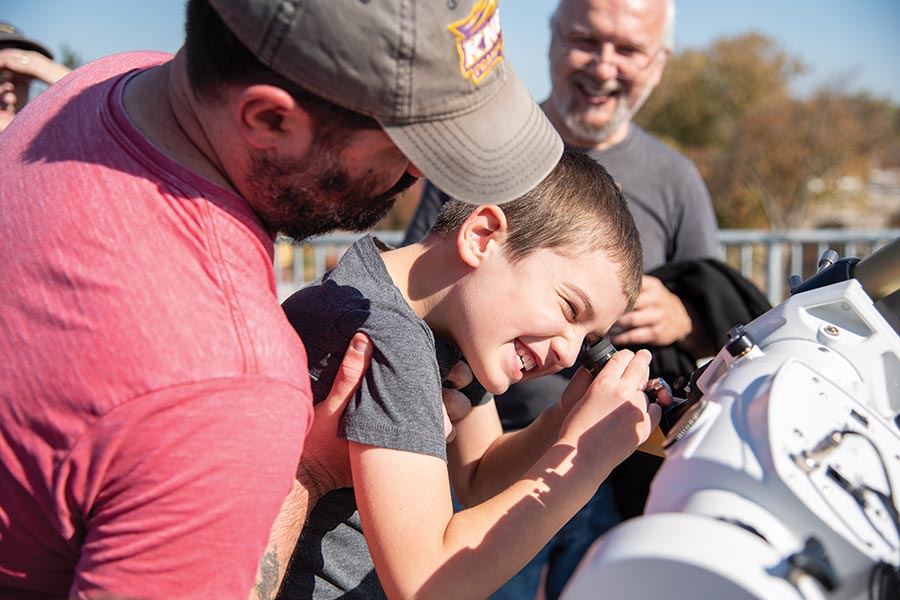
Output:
top-left (300, 336), bottom-right (474, 495)
top-left (255, 333), bottom-right (375, 600)
top-left (300, 333), bottom-right (373, 494)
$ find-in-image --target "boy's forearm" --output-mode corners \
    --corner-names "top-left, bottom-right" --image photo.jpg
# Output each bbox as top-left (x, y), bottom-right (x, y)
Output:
top-left (453, 402), bottom-right (566, 505)
top-left (371, 355), bottom-right (655, 599)
top-left (412, 441), bottom-right (617, 599)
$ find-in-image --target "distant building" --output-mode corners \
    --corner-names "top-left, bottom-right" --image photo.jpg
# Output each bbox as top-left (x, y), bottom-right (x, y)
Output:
top-left (801, 168), bottom-right (900, 229)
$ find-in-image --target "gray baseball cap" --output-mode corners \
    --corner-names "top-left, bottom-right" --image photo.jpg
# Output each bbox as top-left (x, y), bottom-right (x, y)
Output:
top-left (208, 0), bottom-right (563, 204)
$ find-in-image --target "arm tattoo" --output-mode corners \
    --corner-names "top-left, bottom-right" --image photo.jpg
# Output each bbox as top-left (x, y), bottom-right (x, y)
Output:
top-left (254, 548), bottom-right (280, 600)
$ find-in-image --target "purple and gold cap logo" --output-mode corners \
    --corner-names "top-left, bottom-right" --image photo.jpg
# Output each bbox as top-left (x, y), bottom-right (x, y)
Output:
top-left (448, 0), bottom-right (504, 85)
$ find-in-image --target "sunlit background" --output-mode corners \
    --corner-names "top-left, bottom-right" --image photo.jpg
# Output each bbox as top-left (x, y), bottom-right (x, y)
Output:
top-left (6, 0), bottom-right (899, 300)
top-left (6, 1), bottom-right (900, 102)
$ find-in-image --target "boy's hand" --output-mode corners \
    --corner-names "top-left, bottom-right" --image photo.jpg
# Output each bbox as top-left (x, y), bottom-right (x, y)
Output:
top-left (560, 349), bottom-right (660, 466)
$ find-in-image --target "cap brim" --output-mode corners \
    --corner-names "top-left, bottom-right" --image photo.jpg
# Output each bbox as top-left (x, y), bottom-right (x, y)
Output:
top-left (382, 65), bottom-right (563, 205)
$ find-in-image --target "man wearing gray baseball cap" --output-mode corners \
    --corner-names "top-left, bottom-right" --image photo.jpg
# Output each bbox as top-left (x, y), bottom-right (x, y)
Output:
top-left (0, 1), bottom-right (562, 599)
top-left (207, 0), bottom-right (563, 204)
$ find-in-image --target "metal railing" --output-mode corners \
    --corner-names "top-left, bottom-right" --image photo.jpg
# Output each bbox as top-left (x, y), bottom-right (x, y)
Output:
top-left (719, 229), bottom-right (898, 304)
top-left (275, 231), bottom-right (403, 302)
top-left (275, 229), bottom-right (899, 305)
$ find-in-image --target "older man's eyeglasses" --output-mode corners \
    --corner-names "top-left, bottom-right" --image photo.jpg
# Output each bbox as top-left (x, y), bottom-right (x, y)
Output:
top-left (551, 19), bottom-right (663, 80)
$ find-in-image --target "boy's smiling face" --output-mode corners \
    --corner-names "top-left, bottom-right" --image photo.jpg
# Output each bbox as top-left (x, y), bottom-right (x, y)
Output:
top-left (449, 242), bottom-right (629, 396)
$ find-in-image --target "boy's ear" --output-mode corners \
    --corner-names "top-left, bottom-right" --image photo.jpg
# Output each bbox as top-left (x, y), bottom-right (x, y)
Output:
top-left (457, 205), bottom-right (508, 268)
top-left (236, 84), bottom-right (313, 152)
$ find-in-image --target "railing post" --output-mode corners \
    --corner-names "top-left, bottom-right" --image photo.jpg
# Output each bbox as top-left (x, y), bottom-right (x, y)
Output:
top-left (767, 236), bottom-right (784, 305)
top-left (740, 243), bottom-right (753, 279)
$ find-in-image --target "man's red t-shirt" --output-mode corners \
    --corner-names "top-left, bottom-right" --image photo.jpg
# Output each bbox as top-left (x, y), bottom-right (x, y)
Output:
top-left (0, 52), bottom-right (313, 598)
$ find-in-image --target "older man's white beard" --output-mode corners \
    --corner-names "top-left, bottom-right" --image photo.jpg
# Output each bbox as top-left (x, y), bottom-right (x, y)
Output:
top-left (556, 77), bottom-right (656, 147)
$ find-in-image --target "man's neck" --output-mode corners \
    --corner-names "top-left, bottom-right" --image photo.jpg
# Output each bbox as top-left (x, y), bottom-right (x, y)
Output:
top-left (121, 50), bottom-right (236, 193)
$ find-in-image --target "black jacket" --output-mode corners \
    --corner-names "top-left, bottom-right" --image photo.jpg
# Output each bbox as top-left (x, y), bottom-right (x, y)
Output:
top-left (638, 258), bottom-right (772, 384)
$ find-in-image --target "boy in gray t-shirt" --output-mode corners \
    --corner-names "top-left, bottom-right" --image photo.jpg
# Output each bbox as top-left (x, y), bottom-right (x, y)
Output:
top-left (279, 148), bottom-right (665, 599)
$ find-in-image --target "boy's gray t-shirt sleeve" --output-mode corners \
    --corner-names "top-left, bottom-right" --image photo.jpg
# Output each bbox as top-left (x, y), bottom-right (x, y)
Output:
top-left (338, 304), bottom-right (448, 460)
top-left (591, 125), bottom-right (721, 272)
top-left (283, 235), bottom-right (448, 462)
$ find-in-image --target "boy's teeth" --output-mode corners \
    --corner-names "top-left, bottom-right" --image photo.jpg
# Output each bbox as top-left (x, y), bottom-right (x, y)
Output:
top-left (522, 353), bottom-right (536, 371)
top-left (514, 341), bottom-right (536, 372)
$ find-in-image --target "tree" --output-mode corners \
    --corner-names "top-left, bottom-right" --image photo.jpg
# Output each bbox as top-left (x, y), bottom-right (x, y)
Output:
top-left (712, 90), bottom-right (898, 229)
top-left (58, 44), bottom-right (82, 71)
top-left (638, 33), bottom-right (802, 153)
top-left (636, 33), bottom-right (898, 229)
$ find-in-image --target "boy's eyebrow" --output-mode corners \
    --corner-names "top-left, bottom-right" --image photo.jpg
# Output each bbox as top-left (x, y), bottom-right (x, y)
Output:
top-left (567, 284), bottom-right (596, 321)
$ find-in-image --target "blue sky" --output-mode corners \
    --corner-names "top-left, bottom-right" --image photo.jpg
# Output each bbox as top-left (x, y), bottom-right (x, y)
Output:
top-left (5, 0), bottom-right (900, 103)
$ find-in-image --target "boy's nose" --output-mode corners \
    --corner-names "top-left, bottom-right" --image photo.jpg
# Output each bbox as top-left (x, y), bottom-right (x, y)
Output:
top-left (550, 333), bottom-right (583, 369)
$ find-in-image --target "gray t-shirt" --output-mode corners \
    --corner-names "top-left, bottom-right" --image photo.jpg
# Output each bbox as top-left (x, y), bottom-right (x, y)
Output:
top-left (586, 125), bottom-right (721, 271)
top-left (403, 125), bottom-right (721, 272)
top-left (279, 235), bottom-right (490, 599)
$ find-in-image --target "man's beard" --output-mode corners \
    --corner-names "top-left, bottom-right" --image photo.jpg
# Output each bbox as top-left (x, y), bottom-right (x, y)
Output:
top-left (555, 75), bottom-right (655, 146)
top-left (247, 143), bottom-right (418, 243)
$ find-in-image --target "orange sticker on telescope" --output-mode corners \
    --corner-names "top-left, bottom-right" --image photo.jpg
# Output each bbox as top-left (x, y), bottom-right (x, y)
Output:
top-left (448, 0), bottom-right (504, 85)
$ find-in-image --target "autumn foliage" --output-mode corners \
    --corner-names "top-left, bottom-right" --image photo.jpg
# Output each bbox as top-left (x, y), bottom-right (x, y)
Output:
top-left (636, 33), bottom-right (900, 229)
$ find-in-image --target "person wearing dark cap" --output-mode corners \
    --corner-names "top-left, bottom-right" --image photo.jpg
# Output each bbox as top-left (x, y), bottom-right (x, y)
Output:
top-left (0, 22), bottom-right (70, 132)
top-left (0, 0), bottom-right (562, 599)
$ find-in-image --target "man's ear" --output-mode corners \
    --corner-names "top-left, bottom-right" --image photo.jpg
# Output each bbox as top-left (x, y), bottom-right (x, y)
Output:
top-left (649, 49), bottom-right (670, 88)
top-left (457, 205), bottom-right (508, 268)
top-left (235, 84), bottom-right (313, 151)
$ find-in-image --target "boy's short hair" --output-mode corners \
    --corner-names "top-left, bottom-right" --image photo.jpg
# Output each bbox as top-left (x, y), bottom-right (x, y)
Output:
top-left (430, 147), bottom-right (644, 308)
